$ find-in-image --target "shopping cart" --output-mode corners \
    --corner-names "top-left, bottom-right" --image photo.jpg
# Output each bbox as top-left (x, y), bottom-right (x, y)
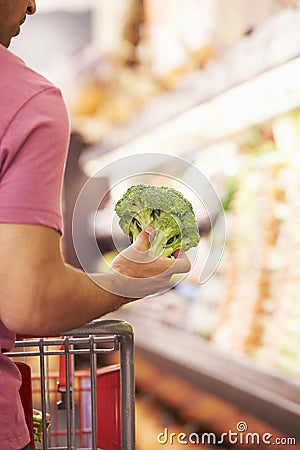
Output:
top-left (6, 319), bottom-right (135, 450)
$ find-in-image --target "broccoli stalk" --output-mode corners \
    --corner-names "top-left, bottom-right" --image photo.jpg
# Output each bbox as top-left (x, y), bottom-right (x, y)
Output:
top-left (147, 211), bottom-right (181, 257)
top-left (127, 209), bottom-right (154, 241)
top-left (115, 184), bottom-right (200, 257)
top-left (150, 229), bottom-right (182, 258)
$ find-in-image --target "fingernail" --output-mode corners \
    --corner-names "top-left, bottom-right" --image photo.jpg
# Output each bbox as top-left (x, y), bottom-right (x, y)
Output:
top-left (144, 226), bottom-right (155, 243)
top-left (144, 226), bottom-right (154, 235)
top-left (173, 249), bottom-right (182, 258)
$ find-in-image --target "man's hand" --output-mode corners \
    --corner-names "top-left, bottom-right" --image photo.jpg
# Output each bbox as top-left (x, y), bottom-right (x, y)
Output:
top-left (108, 227), bottom-right (191, 300)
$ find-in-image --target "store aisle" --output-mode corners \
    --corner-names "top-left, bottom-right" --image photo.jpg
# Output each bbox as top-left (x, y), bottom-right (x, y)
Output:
top-left (136, 396), bottom-right (213, 450)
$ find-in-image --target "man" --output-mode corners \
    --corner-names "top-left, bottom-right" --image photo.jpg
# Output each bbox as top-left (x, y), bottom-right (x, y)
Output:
top-left (0, 1), bottom-right (191, 449)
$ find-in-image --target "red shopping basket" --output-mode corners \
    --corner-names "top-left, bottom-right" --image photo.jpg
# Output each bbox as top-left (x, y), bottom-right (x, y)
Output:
top-left (58, 343), bottom-right (121, 448)
top-left (97, 365), bottom-right (121, 449)
top-left (18, 360), bottom-right (122, 449)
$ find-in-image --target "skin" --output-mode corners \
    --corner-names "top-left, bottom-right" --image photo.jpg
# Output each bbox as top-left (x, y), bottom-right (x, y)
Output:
top-left (0, 1), bottom-right (191, 336)
top-left (0, 225), bottom-right (190, 336)
top-left (0, 0), bottom-right (36, 47)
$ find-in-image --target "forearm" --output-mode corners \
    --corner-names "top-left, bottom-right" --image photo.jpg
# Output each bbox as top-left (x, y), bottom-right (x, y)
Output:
top-left (8, 263), bottom-right (126, 336)
top-left (0, 224), bottom-right (190, 336)
top-left (39, 264), bottom-right (125, 335)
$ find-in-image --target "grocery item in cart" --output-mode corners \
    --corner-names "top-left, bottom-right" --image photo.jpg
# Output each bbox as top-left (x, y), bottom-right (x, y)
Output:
top-left (33, 409), bottom-right (51, 444)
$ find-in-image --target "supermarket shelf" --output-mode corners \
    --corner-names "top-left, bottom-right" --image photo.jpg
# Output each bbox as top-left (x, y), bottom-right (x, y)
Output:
top-left (82, 7), bottom-right (300, 175)
top-left (112, 310), bottom-right (300, 439)
top-left (134, 352), bottom-right (300, 450)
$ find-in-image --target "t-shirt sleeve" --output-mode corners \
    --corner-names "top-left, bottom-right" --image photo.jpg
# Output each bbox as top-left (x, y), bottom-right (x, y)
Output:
top-left (0, 87), bottom-right (70, 234)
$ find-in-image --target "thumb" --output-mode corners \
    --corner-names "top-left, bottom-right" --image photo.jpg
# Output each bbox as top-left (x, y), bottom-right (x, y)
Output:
top-left (132, 226), bottom-right (154, 252)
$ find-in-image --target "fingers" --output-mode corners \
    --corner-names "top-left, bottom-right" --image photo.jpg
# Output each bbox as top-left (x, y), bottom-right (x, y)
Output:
top-left (107, 244), bottom-right (191, 299)
top-left (119, 229), bottom-right (191, 275)
top-left (111, 227), bottom-right (191, 292)
top-left (170, 249), bottom-right (191, 274)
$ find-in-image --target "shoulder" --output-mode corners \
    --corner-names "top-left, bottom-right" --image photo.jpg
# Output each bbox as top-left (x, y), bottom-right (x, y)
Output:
top-left (0, 45), bottom-right (63, 116)
top-left (0, 45), bottom-right (68, 141)
top-left (0, 44), bottom-right (56, 90)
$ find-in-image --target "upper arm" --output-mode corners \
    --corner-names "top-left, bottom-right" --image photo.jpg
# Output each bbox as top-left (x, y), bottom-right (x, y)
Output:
top-left (0, 223), bottom-right (121, 336)
top-left (0, 88), bottom-right (71, 332)
top-left (0, 224), bottom-right (63, 330)
top-left (0, 87), bottom-right (70, 233)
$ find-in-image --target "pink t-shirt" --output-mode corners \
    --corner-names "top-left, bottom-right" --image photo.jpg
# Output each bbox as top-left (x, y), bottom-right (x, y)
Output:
top-left (0, 44), bottom-right (70, 448)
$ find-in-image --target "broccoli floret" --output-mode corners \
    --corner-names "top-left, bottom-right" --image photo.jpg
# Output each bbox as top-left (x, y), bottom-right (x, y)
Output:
top-left (115, 184), bottom-right (200, 257)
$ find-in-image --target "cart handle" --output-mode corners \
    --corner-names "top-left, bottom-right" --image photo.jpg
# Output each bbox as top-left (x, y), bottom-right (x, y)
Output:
top-left (63, 319), bottom-right (134, 337)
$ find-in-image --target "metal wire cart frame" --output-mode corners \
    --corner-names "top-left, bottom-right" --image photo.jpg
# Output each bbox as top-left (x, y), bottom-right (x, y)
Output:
top-left (6, 319), bottom-right (135, 450)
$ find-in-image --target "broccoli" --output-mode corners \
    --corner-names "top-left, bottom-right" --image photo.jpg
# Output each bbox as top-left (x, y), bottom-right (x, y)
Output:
top-left (115, 184), bottom-right (200, 257)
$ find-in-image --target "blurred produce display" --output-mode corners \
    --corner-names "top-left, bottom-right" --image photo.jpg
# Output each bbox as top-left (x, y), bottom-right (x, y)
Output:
top-left (71, 0), bottom-right (160, 143)
top-left (213, 110), bottom-right (300, 377)
top-left (66, 0), bottom-right (299, 144)
top-left (70, 0), bottom-right (214, 143)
